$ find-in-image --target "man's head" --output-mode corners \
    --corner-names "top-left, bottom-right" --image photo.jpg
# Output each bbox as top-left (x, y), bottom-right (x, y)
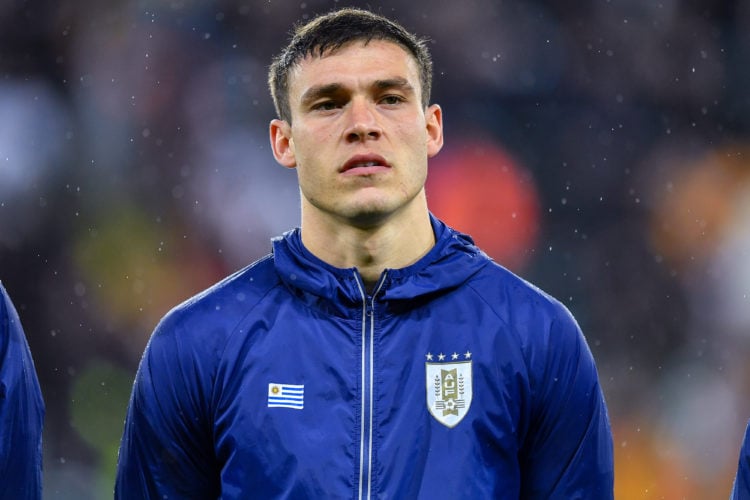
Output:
top-left (268, 8), bottom-right (433, 123)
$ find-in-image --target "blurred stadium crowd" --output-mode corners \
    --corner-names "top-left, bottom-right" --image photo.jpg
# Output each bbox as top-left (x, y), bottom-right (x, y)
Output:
top-left (1, 0), bottom-right (749, 497)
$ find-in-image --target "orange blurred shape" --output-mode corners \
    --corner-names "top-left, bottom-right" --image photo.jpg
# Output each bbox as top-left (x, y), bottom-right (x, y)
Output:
top-left (614, 423), bottom-right (693, 499)
top-left (426, 139), bottom-right (541, 272)
top-left (649, 144), bottom-right (750, 271)
top-left (612, 420), bottom-right (736, 499)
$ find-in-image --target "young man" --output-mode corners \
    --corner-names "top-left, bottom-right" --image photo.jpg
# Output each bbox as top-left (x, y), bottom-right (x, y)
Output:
top-left (116, 8), bottom-right (613, 498)
top-left (0, 282), bottom-right (45, 499)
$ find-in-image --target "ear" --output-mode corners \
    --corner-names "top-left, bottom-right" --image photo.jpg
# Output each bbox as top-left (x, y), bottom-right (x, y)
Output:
top-left (269, 119), bottom-right (297, 168)
top-left (425, 104), bottom-right (444, 158)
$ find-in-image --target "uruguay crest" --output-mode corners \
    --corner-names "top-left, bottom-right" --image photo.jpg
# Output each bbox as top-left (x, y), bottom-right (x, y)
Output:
top-left (425, 352), bottom-right (473, 428)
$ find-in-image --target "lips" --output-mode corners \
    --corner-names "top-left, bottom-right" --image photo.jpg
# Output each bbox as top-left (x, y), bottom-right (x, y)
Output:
top-left (340, 154), bottom-right (390, 173)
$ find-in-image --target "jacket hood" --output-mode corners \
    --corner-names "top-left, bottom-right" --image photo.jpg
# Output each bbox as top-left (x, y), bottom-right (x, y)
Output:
top-left (271, 215), bottom-right (491, 314)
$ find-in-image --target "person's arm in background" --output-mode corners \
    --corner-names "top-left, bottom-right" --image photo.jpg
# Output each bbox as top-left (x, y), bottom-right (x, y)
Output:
top-left (731, 420), bottom-right (750, 499)
top-left (0, 282), bottom-right (45, 500)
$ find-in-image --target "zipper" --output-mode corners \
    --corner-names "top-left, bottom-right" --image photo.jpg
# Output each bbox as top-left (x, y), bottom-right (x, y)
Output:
top-left (355, 270), bottom-right (388, 500)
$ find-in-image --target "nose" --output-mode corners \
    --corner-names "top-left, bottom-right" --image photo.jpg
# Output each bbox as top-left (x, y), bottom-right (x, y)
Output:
top-left (344, 98), bottom-right (382, 142)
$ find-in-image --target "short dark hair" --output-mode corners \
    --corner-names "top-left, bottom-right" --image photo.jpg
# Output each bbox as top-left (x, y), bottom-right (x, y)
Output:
top-left (268, 8), bottom-right (433, 123)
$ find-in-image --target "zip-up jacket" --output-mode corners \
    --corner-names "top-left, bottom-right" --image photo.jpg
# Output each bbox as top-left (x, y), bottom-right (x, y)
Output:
top-left (115, 216), bottom-right (614, 499)
top-left (732, 419), bottom-right (750, 499)
top-left (0, 282), bottom-right (44, 500)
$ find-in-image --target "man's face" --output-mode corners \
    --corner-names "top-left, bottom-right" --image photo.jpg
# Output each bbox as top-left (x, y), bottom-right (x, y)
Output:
top-left (270, 40), bottom-right (443, 228)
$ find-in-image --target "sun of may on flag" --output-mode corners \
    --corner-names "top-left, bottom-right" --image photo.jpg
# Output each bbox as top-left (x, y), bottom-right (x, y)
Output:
top-left (267, 383), bottom-right (305, 409)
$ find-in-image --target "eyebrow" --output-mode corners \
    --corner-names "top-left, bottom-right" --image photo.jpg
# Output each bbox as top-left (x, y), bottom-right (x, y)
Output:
top-left (299, 77), bottom-right (416, 107)
top-left (374, 77), bottom-right (415, 94)
top-left (300, 83), bottom-right (344, 107)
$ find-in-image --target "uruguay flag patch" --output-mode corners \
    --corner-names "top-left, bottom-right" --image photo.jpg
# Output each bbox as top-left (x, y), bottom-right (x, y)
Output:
top-left (268, 383), bottom-right (304, 410)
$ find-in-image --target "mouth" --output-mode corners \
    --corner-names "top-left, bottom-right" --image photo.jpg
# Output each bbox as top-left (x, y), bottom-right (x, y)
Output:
top-left (340, 154), bottom-right (390, 174)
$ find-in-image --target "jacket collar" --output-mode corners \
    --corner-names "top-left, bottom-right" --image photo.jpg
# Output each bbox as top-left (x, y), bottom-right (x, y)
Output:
top-left (272, 215), bottom-right (490, 313)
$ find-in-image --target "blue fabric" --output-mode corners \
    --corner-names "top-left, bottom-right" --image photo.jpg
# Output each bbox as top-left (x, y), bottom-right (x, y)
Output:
top-left (115, 216), bottom-right (613, 499)
top-left (732, 420), bottom-right (750, 499)
top-left (0, 283), bottom-right (44, 499)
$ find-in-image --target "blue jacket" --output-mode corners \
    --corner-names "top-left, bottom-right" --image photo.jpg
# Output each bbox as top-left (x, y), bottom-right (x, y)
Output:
top-left (732, 420), bottom-right (750, 499)
top-left (0, 283), bottom-right (44, 499)
top-left (116, 217), bottom-right (613, 499)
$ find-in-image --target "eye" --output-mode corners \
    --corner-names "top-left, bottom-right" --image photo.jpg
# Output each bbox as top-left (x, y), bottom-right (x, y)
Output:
top-left (380, 95), bottom-right (405, 105)
top-left (312, 100), bottom-right (339, 111)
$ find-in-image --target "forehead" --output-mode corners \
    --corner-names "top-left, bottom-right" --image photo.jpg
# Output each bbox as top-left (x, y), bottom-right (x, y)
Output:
top-left (287, 40), bottom-right (420, 98)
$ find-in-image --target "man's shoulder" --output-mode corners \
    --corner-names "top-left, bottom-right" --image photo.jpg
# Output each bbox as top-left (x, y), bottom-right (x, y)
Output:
top-left (469, 260), bottom-right (564, 313)
top-left (153, 254), bottom-right (281, 342)
top-left (185, 253), bottom-right (278, 306)
top-left (464, 260), bottom-right (581, 348)
top-left (0, 281), bottom-right (25, 348)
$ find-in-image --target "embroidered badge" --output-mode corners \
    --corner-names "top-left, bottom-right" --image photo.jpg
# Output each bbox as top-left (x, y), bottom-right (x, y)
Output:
top-left (267, 383), bottom-right (304, 410)
top-left (425, 351), bottom-right (473, 428)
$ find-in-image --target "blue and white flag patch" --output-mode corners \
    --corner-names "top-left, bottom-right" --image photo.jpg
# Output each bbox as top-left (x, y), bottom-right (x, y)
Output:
top-left (268, 383), bottom-right (304, 410)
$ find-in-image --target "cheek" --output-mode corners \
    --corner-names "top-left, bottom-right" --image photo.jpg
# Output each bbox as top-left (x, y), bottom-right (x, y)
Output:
top-left (397, 119), bottom-right (429, 146)
top-left (296, 131), bottom-right (336, 162)
top-left (295, 160), bottom-right (327, 196)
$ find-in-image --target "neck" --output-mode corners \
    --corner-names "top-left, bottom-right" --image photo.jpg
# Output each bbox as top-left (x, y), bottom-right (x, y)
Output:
top-left (300, 200), bottom-right (435, 287)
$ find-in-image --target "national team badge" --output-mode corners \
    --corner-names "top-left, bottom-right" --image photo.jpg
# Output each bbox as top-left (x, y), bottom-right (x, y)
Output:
top-left (425, 351), bottom-right (473, 428)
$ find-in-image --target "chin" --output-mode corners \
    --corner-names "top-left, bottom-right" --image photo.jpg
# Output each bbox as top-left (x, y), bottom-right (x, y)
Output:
top-left (342, 193), bottom-right (423, 229)
top-left (340, 202), bottom-right (399, 229)
top-left (346, 210), bottom-right (391, 229)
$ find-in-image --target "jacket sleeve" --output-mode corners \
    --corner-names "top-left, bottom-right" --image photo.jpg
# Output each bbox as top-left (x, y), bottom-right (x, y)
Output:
top-left (0, 283), bottom-right (45, 500)
top-left (731, 420), bottom-right (750, 499)
top-left (115, 312), bottom-right (220, 499)
top-left (520, 300), bottom-right (614, 499)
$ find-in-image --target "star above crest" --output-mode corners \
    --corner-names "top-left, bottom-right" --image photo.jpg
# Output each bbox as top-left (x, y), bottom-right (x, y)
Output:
top-left (425, 350), bottom-right (473, 361)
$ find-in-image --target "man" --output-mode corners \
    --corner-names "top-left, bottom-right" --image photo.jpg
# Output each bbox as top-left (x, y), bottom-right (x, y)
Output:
top-left (732, 420), bottom-right (750, 499)
top-left (116, 8), bottom-right (613, 498)
top-left (0, 282), bottom-right (44, 499)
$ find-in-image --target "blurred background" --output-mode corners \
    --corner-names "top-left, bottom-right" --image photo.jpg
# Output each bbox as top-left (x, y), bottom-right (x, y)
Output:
top-left (1, 0), bottom-right (749, 497)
